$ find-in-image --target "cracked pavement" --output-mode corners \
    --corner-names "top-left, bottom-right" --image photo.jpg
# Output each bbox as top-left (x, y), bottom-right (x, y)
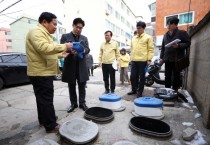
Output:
top-left (0, 68), bottom-right (210, 145)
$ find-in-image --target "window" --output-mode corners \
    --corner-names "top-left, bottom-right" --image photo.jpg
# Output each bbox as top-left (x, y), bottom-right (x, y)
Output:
top-left (165, 11), bottom-right (194, 26)
top-left (28, 19), bottom-right (37, 24)
top-left (151, 17), bottom-right (156, 22)
top-left (115, 11), bottom-right (120, 20)
top-left (179, 12), bottom-right (193, 24)
top-left (121, 2), bottom-right (125, 11)
top-left (126, 21), bottom-right (130, 27)
top-left (5, 31), bottom-right (11, 35)
top-left (121, 16), bottom-right (125, 24)
top-left (117, 41), bottom-right (120, 47)
top-left (107, 4), bottom-right (113, 15)
top-left (121, 43), bottom-right (125, 47)
top-left (59, 28), bottom-right (66, 34)
top-left (116, 26), bottom-right (120, 35)
top-left (121, 29), bottom-right (125, 36)
top-left (6, 46), bottom-right (12, 49)
top-left (127, 9), bottom-right (130, 16)
top-left (2, 55), bottom-right (22, 63)
top-left (6, 39), bottom-right (12, 42)
top-left (21, 55), bottom-right (27, 63)
top-left (0, 57), bottom-right (2, 63)
top-left (105, 20), bottom-right (111, 29)
top-left (53, 37), bottom-right (57, 42)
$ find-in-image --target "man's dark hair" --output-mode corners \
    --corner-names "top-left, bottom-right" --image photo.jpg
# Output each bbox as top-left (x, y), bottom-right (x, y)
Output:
top-left (73, 18), bottom-right (85, 26)
top-left (121, 48), bottom-right (126, 52)
top-left (167, 16), bottom-right (179, 25)
top-left (136, 21), bottom-right (146, 29)
top-left (104, 30), bottom-right (113, 36)
top-left (38, 12), bottom-right (57, 23)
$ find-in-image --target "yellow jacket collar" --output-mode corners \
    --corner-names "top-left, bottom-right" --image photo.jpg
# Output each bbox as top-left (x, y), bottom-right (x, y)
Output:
top-left (106, 40), bottom-right (113, 44)
top-left (37, 23), bottom-right (51, 36)
top-left (137, 33), bottom-right (145, 38)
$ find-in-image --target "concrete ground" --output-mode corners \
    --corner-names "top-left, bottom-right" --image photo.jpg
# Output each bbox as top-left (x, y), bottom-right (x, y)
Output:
top-left (0, 68), bottom-right (210, 145)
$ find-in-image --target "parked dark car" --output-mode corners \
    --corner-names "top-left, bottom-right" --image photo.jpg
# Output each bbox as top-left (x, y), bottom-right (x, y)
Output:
top-left (0, 52), bottom-right (30, 90)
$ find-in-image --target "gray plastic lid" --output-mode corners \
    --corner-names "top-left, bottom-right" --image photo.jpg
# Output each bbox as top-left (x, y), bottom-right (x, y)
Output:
top-left (59, 118), bottom-right (98, 144)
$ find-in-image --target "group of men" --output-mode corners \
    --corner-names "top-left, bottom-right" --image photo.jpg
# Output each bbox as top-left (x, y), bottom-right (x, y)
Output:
top-left (26, 12), bottom-right (190, 133)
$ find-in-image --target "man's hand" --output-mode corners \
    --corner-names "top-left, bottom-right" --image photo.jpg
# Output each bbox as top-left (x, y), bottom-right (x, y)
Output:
top-left (159, 59), bottom-right (164, 65)
top-left (62, 51), bottom-right (69, 58)
top-left (71, 50), bottom-right (77, 55)
top-left (65, 43), bottom-right (73, 50)
top-left (172, 43), bottom-right (179, 48)
top-left (147, 60), bottom-right (151, 65)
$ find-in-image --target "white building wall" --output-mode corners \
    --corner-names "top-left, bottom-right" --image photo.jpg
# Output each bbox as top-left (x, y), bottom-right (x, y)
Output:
top-left (10, 17), bottom-right (37, 53)
top-left (10, 16), bottom-right (65, 53)
top-left (64, 0), bottom-right (136, 63)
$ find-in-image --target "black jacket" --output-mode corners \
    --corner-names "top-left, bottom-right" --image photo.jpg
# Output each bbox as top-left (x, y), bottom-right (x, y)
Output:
top-left (160, 28), bottom-right (191, 62)
top-left (60, 32), bottom-right (90, 83)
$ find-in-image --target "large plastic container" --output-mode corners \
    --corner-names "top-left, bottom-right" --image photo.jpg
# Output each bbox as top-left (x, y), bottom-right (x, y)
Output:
top-left (99, 93), bottom-right (121, 109)
top-left (134, 97), bottom-right (163, 118)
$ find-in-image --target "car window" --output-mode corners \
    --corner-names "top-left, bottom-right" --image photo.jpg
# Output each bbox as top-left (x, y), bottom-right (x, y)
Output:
top-left (0, 56), bottom-right (2, 63)
top-left (21, 55), bottom-right (27, 63)
top-left (2, 55), bottom-right (22, 63)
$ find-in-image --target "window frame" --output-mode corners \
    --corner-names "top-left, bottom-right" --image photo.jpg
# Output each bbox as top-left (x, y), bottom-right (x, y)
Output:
top-left (1, 54), bottom-right (23, 63)
top-left (164, 11), bottom-right (194, 28)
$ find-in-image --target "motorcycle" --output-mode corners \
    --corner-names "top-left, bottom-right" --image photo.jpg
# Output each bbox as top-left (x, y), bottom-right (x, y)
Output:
top-left (145, 60), bottom-right (164, 86)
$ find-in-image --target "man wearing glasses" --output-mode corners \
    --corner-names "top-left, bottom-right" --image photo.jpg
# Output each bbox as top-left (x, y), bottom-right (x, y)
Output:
top-left (127, 21), bottom-right (154, 98)
top-left (60, 18), bottom-right (90, 113)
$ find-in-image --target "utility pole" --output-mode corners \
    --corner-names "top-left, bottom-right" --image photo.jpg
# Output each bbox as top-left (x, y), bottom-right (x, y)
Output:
top-left (0, 0), bottom-right (22, 14)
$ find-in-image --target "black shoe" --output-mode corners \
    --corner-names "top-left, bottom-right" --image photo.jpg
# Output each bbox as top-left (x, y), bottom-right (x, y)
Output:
top-left (137, 92), bottom-right (142, 98)
top-left (127, 91), bottom-right (137, 95)
top-left (79, 104), bottom-right (88, 111)
top-left (67, 104), bottom-right (78, 113)
top-left (39, 115), bottom-right (58, 127)
top-left (104, 90), bottom-right (110, 94)
top-left (111, 90), bottom-right (114, 93)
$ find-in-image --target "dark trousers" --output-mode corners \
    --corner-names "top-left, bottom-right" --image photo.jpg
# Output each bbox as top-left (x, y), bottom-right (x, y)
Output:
top-left (68, 81), bottom-right (86, 105)
top-left (68, 61), bottom-right (86, 105)
top-left (102, 64), bottom-right (116, 91)
top-left (29, 76), bottom-right (57, 131)
top-left (165, 61), bottom-right (181, 91)
top-left (130, 61), bottom-right (147, 94)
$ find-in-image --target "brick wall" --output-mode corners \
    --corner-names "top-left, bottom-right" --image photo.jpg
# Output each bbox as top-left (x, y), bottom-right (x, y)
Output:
top-left (187, 12), bottom-right (210, 129)
top-left (156, 0), bottom-right (210, 35)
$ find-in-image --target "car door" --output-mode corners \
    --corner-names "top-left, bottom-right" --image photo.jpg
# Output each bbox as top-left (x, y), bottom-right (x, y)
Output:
top-left (20, 54), bottom-right (29, 82)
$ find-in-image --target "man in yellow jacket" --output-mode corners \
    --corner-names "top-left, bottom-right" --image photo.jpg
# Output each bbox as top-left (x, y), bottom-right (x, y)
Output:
top-left (119, 48), bottom-right (130, 85)
top-left (127, 21), bottom-right (154, 97)
top-left (99, 31), bottom-right (120, 93)
top-left (26, 12), bottom-right (73, 133)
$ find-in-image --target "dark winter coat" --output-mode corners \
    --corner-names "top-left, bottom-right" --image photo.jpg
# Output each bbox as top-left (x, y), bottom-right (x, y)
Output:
top-left (160, 28), bottom-right (191, 62)
top-left (60, 32), bottom-right (90, 83)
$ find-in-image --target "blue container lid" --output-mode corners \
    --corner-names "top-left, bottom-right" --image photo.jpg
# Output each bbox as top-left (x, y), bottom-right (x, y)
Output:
top-left (134, 97), bottom-right (163, 108)
top-left (99, 93), bottom-right (121, 102)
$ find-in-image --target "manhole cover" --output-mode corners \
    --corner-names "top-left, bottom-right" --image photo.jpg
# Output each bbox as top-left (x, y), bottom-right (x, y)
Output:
top-left (59, 118), bottom-right (98, 144)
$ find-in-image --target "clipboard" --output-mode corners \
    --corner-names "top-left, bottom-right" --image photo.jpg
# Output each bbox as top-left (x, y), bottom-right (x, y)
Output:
top-left (165, 39), bottom-right (181, 48)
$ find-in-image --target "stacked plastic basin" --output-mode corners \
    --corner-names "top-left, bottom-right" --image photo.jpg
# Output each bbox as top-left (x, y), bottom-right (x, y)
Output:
top-left (99, 93), bottom-right (121, 110)
top-left (134, 97), bottom-right (164, 120)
